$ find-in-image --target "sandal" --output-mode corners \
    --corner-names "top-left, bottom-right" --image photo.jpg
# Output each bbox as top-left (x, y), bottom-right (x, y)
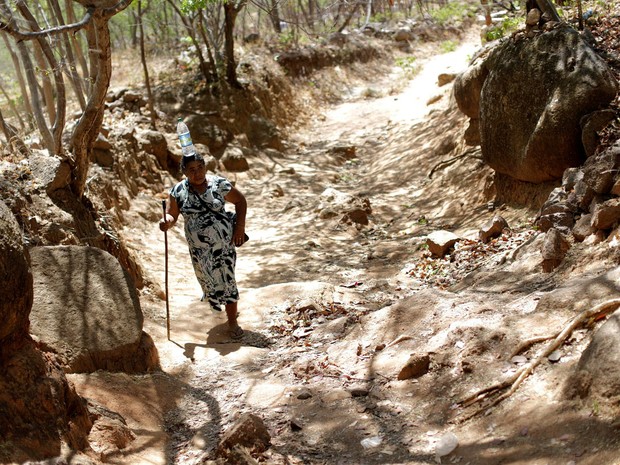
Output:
top-left (229, 325), bottom-right (244, 340)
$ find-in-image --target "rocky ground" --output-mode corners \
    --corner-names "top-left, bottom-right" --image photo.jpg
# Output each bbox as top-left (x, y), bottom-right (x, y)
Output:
top-left (61, 16), bottom-right (620, 465)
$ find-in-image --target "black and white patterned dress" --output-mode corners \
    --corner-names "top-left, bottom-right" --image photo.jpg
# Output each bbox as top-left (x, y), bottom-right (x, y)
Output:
top-left (170, 176), bottom-right (239, 308)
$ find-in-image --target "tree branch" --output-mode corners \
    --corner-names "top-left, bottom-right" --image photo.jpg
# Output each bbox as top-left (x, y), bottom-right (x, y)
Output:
top-left (0, 8), bottom-right (94, 41)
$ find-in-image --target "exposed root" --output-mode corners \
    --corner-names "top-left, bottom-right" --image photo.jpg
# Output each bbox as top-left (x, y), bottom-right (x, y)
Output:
top-left (385, 334), bottom-right (413, 349)
top-left (509, 334), bottom-right (556, 359)
top-left (455, 298), bottom-right (620, 423)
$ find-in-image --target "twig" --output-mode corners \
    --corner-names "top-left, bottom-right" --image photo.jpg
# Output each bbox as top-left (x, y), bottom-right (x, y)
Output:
top-left (455, 298), bottom-right (620, 423)
top-left (428, 148), bottom-right (482, 179)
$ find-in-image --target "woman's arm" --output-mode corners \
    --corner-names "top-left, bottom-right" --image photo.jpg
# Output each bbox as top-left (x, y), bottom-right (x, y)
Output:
top-left (159, 194), bottom-right (180, 231)
top-left (225, 186), bottom-right (247, 246)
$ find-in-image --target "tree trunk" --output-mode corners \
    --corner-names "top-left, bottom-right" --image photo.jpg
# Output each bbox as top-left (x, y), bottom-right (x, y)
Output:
top-left (268, 0), bottom-right (282, 33)
top-left (0, 106), bottom-right (30, 157)
top-left (138, 0), bottom-right (157, 129)
top-left (65, 0), bottom-right (90, 94)
top-left (70, 12), bottom-right (113, 197)
top-left (224, 0), bottom-right (244, 89)
top-left (0, 80), bottom-right (26, 131)
top-left (0, 33), bottom-right (34, 126)
top-left (48, 0), bottom-right (86, 110)
top-left (16, 0), bottom-right (66, 155)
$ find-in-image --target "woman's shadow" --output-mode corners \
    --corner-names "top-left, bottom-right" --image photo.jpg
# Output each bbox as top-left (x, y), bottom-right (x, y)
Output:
top-left (182, 324), bottom-right (273, 359)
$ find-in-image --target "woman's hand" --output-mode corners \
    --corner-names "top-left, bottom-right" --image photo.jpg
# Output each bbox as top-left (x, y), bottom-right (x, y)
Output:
top-left (159, 214), bottom-right (176, 232)
top-left (232, 223), bottom-right (246, 247)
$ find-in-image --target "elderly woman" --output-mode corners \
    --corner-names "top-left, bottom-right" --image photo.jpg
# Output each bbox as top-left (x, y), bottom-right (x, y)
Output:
top-left (159, 152), bottom-right (247, 339)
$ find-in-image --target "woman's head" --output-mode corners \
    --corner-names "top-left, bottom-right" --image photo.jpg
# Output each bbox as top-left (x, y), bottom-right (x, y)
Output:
top-left (181, 153), bottom-right (207, 185)
top-left (180, 153), bottom-right (205, 172)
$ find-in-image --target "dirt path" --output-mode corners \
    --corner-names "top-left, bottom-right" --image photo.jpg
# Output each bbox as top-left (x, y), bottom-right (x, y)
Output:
top-left (68, 27), bottom-right (620, 465)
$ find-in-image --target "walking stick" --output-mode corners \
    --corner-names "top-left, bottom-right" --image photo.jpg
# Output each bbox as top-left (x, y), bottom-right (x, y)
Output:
top-left (162, 200), bottom-right (171, 340)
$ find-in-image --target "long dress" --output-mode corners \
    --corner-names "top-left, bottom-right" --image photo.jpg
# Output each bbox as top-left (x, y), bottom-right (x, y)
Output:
top-left (170, 175), bottom-right (239, 308)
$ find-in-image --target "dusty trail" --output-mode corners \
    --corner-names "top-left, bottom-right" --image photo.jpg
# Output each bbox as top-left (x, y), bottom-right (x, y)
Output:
top-left (72, 31), bottom-right (493, 465)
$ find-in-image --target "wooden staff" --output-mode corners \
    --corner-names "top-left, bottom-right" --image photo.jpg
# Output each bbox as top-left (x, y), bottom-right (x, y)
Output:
top-left (162, 200), bottom-right (170, 340)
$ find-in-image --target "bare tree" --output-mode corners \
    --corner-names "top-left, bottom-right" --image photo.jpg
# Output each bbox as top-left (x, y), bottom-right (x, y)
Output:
top-left (0, 0), bottom-right (134, 197)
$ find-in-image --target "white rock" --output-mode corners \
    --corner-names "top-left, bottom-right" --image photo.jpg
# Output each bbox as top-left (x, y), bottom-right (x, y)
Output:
top-left (435, 432), bottom-right (459, 457)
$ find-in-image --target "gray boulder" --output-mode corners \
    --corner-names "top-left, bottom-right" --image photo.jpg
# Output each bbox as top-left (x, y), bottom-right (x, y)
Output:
top-left (480, 26), bottom-right (618, 183)
top-left (29, 246), bottom-right (159, 373)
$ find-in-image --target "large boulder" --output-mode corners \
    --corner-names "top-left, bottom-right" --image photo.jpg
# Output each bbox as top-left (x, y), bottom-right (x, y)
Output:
top-left (29, 246), bottom-right (159, 373)
top-left (0, 202), bottom-right (93, 462)
top-left (479, 26), bottom-right (618, 183)
top-left (0, 201), bottom-right (32, 347)
top-left (567, 307), bottom-right (620, 413)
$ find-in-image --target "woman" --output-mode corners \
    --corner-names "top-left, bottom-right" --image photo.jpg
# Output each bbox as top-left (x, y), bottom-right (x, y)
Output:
top-left (159, 152), bottom-right (247, 339)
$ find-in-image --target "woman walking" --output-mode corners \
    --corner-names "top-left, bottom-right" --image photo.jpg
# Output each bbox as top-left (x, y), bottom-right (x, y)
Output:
top-left (159, 152), bottom-right (247, 339)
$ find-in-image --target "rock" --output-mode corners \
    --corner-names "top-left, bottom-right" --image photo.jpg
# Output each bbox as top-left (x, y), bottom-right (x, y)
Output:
top-left (94, 133), bottom-right (112, 150)
top-left (136, 130), bottom-right (169, 169)
top-left (573, 214), bottom-right (595, 242)
top-left (296, 389), bottom-right (313, 400)
top-left (526, 8), bottom-right (541, 26)
top-left (427, 230), bottom-right (459, 258)
top-left (541, 228), bottom-right (571, 272)
top-left (571, 179), bottom-right (596, 211)
top-left (480, 26), bottom-right (618, 183)
top-left (397, 353), bottom-right (431, 380)
top-left (567, 308), bottom-right (620, 410)
top-left (463, 118), bottom-right (481, 146)
top-left (591, 198), bottom-right (620, 230)
top-left (454, 60), bottom-right (490, 119)
top-left (216, 413), bottom-right (271, 458)
top-left (29, 246), bottom-right (160, 373)
top-left (393, 28), bottom-right (412, 41)
top-left (436, 432), bottom-right (459, 457)
top-left (328, 144), bottom-right (356, 162)
top-left (438, 73), bottom-right (457, 87)
top-left (28, 152), bottom-right (71, 194)
top-left (246, 115), bottom-right (282, 151)
top-left (184, 116), bottom-right (233, 155)
top-left (581, 110), bottom-right (617, 158)
top-left (0, 202), bottom-right (93, 462)
top-left (582, 143), bottom-right (620, 194)
top-left (0, 201), bottom-right (32, 343)
top-left (222, 146), bottom-right (250, 172)
top-left (562, 168), bottom-right (583, 192)
top-left (548, 350), bottom-right (562, 363)
top-left (479, 215), bottom-right (509, 243)
top-left (349, 387), bottom-right (370, 397)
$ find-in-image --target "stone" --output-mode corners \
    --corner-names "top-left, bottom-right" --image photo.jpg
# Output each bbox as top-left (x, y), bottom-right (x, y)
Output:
top-left (479, 215), bottom-right (509, 243)
top-left (328, 145), bottom-right (356, 162)
top-left (572, 179), bottom-right (596, 211)
top-left (29, 246), bottom-right (160, 373)
top-left (453, 61), bottom-right (490, 119)
top-left (437, 73), bottom-right (457, 87)
top-left (562, 167), bottom-right (583, 192)
top-left (28, 152), bottom-right (71, 194)
top-left (581, 110), bottom-right (616, 158)
top-left (573, 214), bottom-right (595, 242)
top-left (216, 413), bottom-right (271, 457)
top-left (463, 118), bottom-right (481, 146)
top-left (0, 201), bottom-right (32, 343)
top-left (479, 26), bottom-right (618, 183)
top-left (397, 353), bottom-right (431, 380)
top-left (222, 146), bottom-right (250, 172)
top-left (137, 130), bottom-right (169, 169)
top-left (591, 198), bottom-right (620, 230)
top-left (93, 133), bottom-right (112, 150)
top-left (567, 309), bottom-right (620, 410)
top-left (393, 28), bottom-right (412, 42)
top-left (582, 144), bottom-right (620, 194)
top-left (526, 8), bottom-right (541, 26)
top-left (427, 230), bottom-right (459, 258)
top-left (541, 228), bottom-right (571, 272)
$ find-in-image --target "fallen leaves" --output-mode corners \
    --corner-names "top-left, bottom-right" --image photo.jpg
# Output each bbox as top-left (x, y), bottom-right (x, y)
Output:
top-left (405, 230), bottom-right (537, 290)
